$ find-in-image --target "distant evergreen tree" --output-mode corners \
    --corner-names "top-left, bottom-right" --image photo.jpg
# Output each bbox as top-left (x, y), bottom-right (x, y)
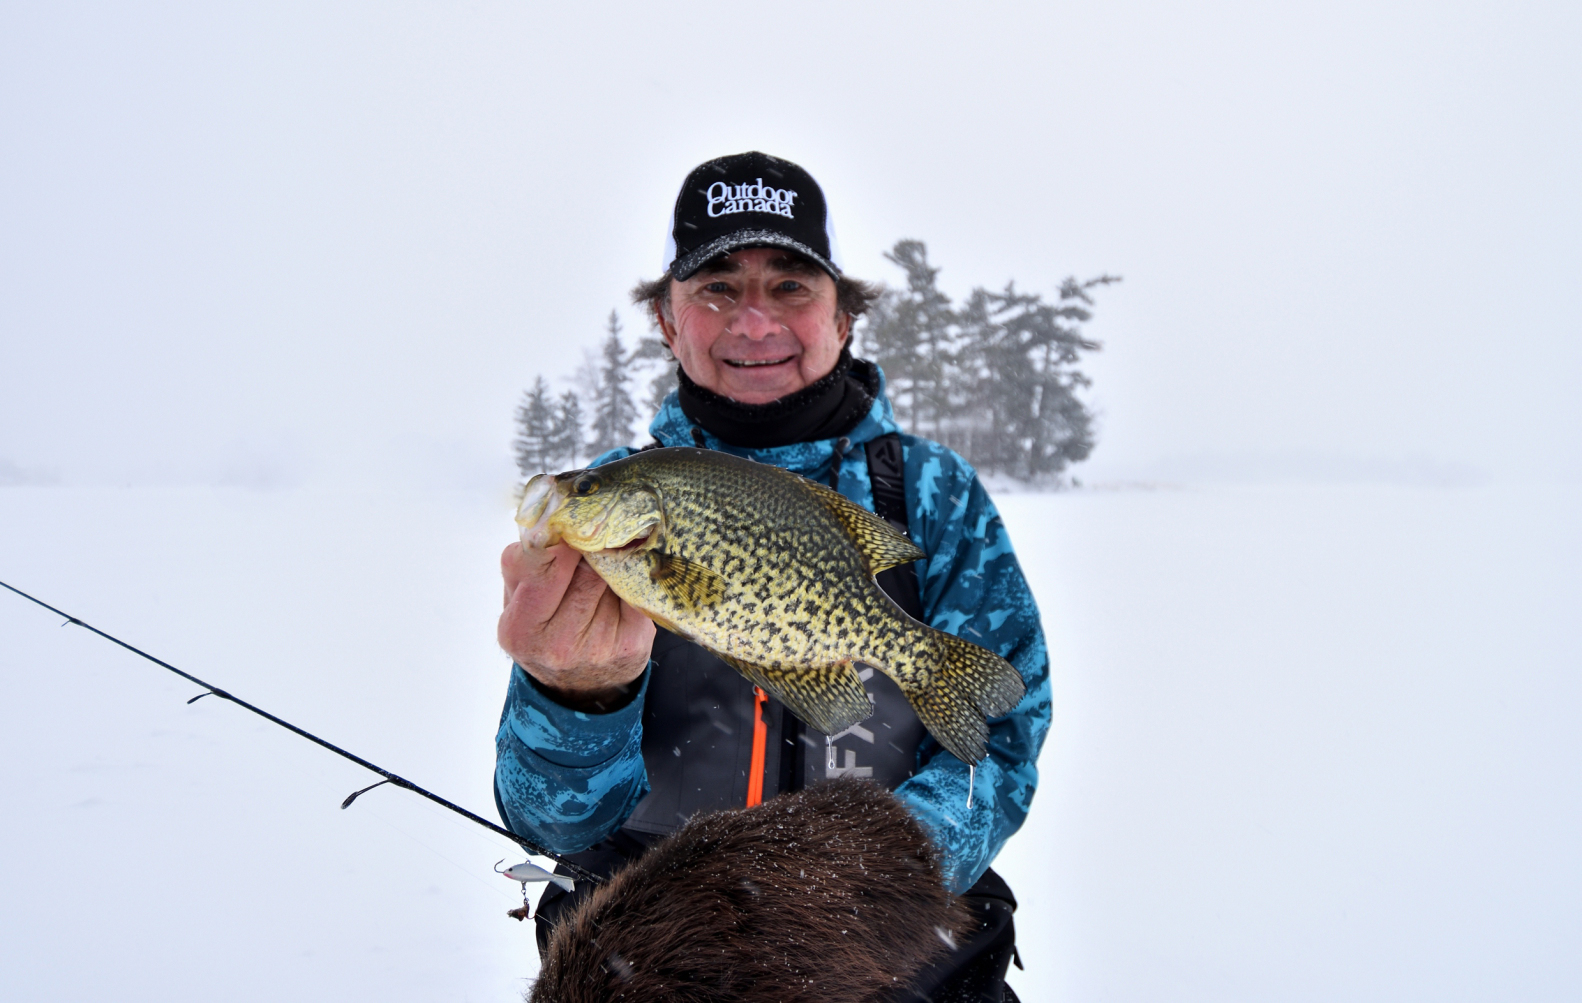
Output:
top-left (588, 311), bottom-right (640, 455)
top-left (514, 261), bottom-right (1111, 484)
top-left (630, 332), bottom-right (679, 420)
top-left (551, 390), bottom-right (584, 468)
top-left (859, 239), bottom-right (1113, 483)
top-left (954, 277), bottom-right (1113, 478)
top-left (859, 240), bottom-right (954, 434)
top-left (1025, 276), bottom-right (1114, 476)
top-left (512, 376), bottom-right (558, 476)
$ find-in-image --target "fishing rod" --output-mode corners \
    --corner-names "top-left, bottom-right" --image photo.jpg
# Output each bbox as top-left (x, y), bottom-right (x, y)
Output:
top-left (0, 578), bottom-right (602, 886)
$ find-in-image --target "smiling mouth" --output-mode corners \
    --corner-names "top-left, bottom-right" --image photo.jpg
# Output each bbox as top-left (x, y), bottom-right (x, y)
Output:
top-left (724, 356), bottom-right (794, 368)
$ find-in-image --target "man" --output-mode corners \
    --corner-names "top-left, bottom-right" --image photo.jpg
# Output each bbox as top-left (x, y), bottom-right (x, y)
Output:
top-left (494, 152), bottom-right (1051, 1002)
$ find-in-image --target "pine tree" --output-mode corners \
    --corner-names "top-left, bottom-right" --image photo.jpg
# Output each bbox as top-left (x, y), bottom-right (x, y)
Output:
top-left (951, 286), bottom-right (1002, 469)
top-left (513, 376), bottom-right (558, 476)
top-left (954, 277), bottom-right (1112, 479)
top-left (551, 391), bottom-right (584, 469)
top-left (859, 240), bottom-right (955, 434)
top-left (588, 311), bottom-right (640, 455)
top-left (630, 332), bottom-right (679, 419)
top-left (513, 255), bottom-right (1110, 485)
top-left (862, 239), bottom-right (1113, 482)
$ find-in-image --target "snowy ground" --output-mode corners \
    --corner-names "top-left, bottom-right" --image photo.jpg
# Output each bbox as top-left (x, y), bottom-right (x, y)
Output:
top-left (1, 481), bottom-right (1577, 1001)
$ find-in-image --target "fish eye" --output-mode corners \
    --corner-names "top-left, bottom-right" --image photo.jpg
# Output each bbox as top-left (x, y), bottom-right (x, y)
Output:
top-left (573, 476), bottom-right (599, 495)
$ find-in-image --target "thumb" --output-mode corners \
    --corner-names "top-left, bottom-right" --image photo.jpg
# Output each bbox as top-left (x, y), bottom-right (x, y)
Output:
top-left (501, 540), bottom-right (578, 604)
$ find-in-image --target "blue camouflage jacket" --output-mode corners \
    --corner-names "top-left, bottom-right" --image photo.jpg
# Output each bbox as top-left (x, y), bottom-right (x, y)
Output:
top-left (494, 370), bottom-right (1052, 893)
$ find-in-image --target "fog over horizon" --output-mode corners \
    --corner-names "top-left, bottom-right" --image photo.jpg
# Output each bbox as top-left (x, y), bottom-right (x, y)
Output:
top-left (3, 1), bottom-right (1578, 491)
top-left (3, 6), bottom-right (1580, 1002)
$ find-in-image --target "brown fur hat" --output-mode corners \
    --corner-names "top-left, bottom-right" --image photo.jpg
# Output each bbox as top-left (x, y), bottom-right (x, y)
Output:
top-left (529, 778), bottom-right (974, 1003)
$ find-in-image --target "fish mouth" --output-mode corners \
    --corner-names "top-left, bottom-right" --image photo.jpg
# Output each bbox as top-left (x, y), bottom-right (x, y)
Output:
top-left (530, 506), bottom-right (660, 556)
top-left (561, 521), bottom-right (658, 557)
top-left (515, 474), bottom-right (566, 549)
top-left (600, 526), bottom-right (659, 556)
top-left (555, 521), bottom-right (659, 557)
top-left (722, 355), bottom-right (794, 368)
top-left (517, 472), bottom-right (662, 554)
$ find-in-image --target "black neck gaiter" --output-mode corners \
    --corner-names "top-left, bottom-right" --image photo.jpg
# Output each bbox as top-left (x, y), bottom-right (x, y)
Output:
top-left (677, 346), bottom-right (880, 449)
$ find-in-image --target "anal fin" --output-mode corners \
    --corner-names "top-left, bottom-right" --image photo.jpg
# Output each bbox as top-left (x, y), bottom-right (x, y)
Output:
top-left (716, 652), bottom-right (873, 737)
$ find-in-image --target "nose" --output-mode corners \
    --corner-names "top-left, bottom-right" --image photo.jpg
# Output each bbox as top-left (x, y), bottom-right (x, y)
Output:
top-left (729, 286), bottom-right (781, 340)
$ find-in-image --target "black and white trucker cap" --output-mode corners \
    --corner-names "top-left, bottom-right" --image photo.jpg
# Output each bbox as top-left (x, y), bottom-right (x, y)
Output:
top-left (661, 151), bottom-right (843, 281)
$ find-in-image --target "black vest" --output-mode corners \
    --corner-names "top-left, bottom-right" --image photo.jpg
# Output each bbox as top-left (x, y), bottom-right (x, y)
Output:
top-left (622, 433), bottom-right (927, 837)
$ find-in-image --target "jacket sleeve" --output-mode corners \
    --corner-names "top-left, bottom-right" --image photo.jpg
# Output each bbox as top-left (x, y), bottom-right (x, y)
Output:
top-left (891, 437), bottom-right (1053, 893)
top-left (493, 663), bottom-right (651, 853)
top-left (492, 446), bottom-right (651, 853)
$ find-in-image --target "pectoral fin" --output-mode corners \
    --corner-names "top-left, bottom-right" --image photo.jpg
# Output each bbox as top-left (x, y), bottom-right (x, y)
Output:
top-left (718, 652), bottom-right (873, 736)
top-left (803, 479), bottom-right (927, 575)
top-left (646, 550), bottom-right (728, 611)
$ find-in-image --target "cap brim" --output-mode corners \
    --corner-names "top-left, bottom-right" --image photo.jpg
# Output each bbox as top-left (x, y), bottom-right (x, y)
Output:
top-left (671, 230), bottom-right (841, 282)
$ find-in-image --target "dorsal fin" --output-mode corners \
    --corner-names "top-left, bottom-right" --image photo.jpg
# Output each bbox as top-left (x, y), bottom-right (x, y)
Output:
top-left (801, 477), bottom-right (926, 576)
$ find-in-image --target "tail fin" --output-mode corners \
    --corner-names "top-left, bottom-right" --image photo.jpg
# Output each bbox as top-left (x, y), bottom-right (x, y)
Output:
top-left (901, 631), bottom-right (1027, 765)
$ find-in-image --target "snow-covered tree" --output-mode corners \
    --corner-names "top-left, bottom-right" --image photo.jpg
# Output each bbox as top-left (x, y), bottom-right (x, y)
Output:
top-left (551, 391), bottom-right (584, 469)
top-left (513, 376), bottom-right (558, 476)
top-left (859, 239), bottom-right (1113, 482)
top-left (859, 240), bottom-right (955, 434)
top-left (631, 333), bottom-right (678, 421)
top-left (514, 258), bottom-right (1110, 484)
top-left (955, 276), bottom-right (1113, 478)
top-left (588, 311), bottom-right (640, 455)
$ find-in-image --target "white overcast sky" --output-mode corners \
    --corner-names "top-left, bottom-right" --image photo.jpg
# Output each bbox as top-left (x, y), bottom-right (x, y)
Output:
top-left (2, 0), bottom-right (1578, 489)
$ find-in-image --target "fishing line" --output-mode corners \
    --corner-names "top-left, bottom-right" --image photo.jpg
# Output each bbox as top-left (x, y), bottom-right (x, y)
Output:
top-left (350, 800), bottom-right (521, 901)
top-left (397, 786), bottom-right (536, 857)
top-left (231, 693), bottom-right (531, 900)
top-left (0, 579), bottom-right (601, 886)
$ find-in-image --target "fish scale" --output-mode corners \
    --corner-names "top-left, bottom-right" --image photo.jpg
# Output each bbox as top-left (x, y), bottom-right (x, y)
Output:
top-left (516, 447), bottom-right (1026, 765)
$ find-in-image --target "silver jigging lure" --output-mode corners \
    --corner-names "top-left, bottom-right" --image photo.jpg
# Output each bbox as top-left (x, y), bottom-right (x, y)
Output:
top-left (496, 858), bottom-right (575, 922)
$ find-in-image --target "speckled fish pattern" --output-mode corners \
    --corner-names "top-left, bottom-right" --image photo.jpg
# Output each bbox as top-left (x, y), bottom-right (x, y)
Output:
top-left (495, 370), bottom-right (1053, 893)
top-left (539, 447), bottom-right (1026, 765)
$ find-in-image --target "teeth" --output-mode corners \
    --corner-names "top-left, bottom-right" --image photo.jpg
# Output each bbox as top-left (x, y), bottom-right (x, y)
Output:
top-left (726, 357), bottom-right (792, 368)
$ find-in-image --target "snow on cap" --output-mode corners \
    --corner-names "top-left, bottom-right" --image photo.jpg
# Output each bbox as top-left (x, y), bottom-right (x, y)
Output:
top-left (661, 152), bottom-right (843, 281)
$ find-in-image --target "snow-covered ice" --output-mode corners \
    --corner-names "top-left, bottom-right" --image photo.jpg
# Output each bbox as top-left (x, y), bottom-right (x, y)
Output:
top-left (995, 482), bottom-right (1581, 1001)
top-left (1, 480), bottom-right (1577, 1001)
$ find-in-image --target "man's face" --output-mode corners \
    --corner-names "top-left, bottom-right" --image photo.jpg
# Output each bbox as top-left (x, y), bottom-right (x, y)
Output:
top-left (659, 247), bottom-right (850, 405)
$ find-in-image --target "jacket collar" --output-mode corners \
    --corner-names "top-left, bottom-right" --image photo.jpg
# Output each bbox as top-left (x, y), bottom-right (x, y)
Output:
top-left (677, 346), bottom-right (876, 449)
top-left (649, 362), bottom-right (899, 480)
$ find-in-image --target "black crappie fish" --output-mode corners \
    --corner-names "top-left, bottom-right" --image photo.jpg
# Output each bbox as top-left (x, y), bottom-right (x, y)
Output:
top-left (514, 447), bottom-right (1025, 765)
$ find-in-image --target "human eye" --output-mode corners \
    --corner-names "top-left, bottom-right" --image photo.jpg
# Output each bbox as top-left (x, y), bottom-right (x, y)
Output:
top-left (705, 281), bottom-right (732, 294)
top-left (777, 279), bottom-right (803, 292)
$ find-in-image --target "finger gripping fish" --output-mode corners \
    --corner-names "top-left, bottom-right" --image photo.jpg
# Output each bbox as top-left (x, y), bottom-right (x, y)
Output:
top-left (515, 447), bottom-right (1026, 765)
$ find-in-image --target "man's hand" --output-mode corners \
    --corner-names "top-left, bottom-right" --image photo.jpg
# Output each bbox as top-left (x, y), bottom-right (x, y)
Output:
top-left (498, 541), bottom-right (655, 713)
